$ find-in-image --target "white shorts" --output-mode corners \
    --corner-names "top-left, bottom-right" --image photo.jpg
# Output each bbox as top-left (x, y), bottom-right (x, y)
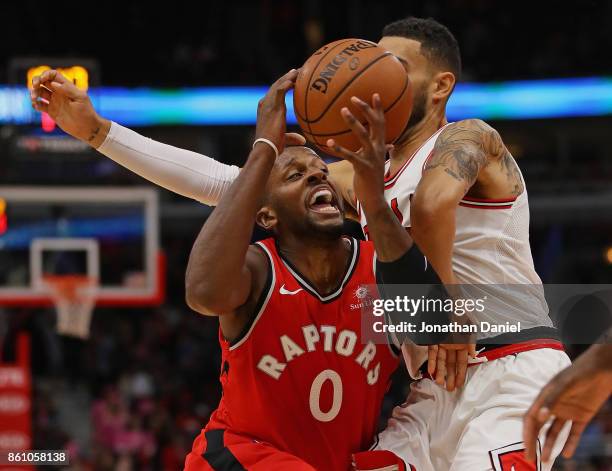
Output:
top-left (373, 348), bottom-right (571, 471)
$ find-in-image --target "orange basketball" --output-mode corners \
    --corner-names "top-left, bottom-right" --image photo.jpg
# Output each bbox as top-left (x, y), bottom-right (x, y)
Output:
top-left (293, 38), bottom-right (413, 158)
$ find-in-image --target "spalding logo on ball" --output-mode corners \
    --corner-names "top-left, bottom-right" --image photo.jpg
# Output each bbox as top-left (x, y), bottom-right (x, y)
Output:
top-left (294, 39), bottom-right (413, 158)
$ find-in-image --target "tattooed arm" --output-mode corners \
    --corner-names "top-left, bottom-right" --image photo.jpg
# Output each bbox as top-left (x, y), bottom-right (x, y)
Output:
top-left (410, 119), bottom-right (523, 283)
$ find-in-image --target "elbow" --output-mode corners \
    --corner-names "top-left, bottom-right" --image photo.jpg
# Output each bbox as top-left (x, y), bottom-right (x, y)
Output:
top-left (410, 193), bottom-right (456, 237)
top-left (185, 280), bottom-right (226, 315)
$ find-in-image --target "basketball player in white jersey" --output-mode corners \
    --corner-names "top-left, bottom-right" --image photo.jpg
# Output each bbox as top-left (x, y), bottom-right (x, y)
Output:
top-left (31, 16), bottom-right (572, 470)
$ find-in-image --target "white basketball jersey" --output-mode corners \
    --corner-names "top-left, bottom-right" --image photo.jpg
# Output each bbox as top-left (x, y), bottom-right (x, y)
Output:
top-left (357, 124), bottom-right (552, 336)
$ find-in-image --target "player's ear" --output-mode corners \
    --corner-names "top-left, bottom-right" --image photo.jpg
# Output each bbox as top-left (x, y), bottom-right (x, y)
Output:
top-left (431, 71), bottom-right (455, 104)
top-left (256, 206), bottom-right (278, 231)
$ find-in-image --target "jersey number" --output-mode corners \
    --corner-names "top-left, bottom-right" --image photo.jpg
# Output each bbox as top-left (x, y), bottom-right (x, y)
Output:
top-left (309, 369), bottom-right (343, 422)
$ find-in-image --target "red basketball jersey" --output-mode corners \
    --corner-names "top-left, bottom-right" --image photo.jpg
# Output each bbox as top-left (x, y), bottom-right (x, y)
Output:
top-left (205, 237), bottom-right (400, 471)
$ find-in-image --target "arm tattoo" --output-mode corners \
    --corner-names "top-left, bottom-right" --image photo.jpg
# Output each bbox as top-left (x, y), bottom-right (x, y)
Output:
top-left (500, 147), bottom-right (525, 196)
top-left (425, 119), bottom-right (524, 196)
top-left (87, 126), bottom-right (101, 142)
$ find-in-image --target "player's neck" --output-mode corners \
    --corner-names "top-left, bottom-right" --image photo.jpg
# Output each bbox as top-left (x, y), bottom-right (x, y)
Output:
top-left (277, 236), bottom-right (351, 295)
top-left (389, 112), bottom-right (447, 170)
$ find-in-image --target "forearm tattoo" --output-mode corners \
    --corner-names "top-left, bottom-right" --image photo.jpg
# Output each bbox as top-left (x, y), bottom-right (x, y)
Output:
top-left (87, 126), bottom-right (101, 143)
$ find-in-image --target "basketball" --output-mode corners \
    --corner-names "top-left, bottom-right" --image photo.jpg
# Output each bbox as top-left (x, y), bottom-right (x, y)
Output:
top-left (293, 38), bottom-right (413, 157)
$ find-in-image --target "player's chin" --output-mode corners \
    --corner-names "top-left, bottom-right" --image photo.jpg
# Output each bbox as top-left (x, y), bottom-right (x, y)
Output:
top-left (307, 209), bottom-right (344, 234)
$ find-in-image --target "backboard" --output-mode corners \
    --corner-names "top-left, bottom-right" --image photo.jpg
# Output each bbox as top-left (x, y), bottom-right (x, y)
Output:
top-left (0, 186), bottom-right (164, 306)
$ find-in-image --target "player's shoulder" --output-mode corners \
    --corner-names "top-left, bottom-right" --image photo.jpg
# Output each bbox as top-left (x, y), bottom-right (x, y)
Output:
top-left (438, 119), bottom-right (506, 158)
top-left (247, 241), bottom-right (273, 276)
top-left (442, 119), bottom-right (503, 144)
top-left (444, 118), bottom-right (498, 136)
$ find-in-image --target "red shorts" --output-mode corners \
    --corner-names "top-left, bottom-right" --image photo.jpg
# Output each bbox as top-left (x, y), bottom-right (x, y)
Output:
top-left (184, 428), bottom-right (317, 471)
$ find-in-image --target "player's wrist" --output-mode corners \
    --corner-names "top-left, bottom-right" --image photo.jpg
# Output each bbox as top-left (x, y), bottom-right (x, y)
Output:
top-left (86, 116), bottom-right (111, 149)
top-left (359, 192), bottom-right (388, 215)
top-left (589, 344), bottom-right (612, 372)
top-left (250, 139), bottom-right (278, 162)
top-left (252, 137), bottom-right (279, 158)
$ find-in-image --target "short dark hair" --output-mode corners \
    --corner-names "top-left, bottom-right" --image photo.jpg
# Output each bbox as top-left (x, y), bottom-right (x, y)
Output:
top-left (382, 17), bottom-right (461, 80)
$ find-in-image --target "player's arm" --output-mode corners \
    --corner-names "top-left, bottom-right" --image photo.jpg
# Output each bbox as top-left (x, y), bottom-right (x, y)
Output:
top-left (410, 119), bottom-right (503, 284)
top-left (185, 70), bottom-right (297, 318)
top-left (327, 94), bottom-right (437, 271)
top-left (524, 339), bottom-right (612, 462)
top-left (327, 159), bottom-right (359, 220)
top-left (30, 69), bottom-right (303, 205)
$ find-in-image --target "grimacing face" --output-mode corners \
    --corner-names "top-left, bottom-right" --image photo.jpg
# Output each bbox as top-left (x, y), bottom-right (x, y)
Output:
top-left (257, 146), bottom-right (345, 239)
top-left (378, 37), bottom-right (433, 132)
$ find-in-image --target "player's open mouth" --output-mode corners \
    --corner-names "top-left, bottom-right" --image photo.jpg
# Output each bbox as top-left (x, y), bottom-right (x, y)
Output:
top-left (306, 186), bottom-right (340, 215)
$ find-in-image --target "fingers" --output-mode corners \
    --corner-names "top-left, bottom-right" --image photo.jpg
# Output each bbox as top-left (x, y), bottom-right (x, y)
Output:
top-left (468, 343), bottom-right (477, 358)
top-left (47, 79), bottom-right (81, 99)
top-left (340, 107), bottom-right (370, 148)
top-left (435, 347), bottom-right (447, 387)
top-left (523, 411), bottom-right (541, 462)
top-left (561, 421), bottom-right (587, 459)
top-left (31, 100), bottom-right (49, 113)
top-left (37, 88), bottom-right (52, 103)
top-left (428, 345), bottom-right (438, 375)
top-left (524, 404), bottom-right (551, 462)
top-left (285, 132), bottom-right (306, 146)
top-left (455, 349), bottom-right (468, 388)
top-left (445, 349), bottom-right (457, 391)
top-left (523, 384), bottom-right (554, 462)
top-left (350, 94), bottom-right (385, 140)
top-left (326, 139), bottom-right (360, 163)
top-left (274, 68), bottom-right (298, 86)
top-left (261, 69), bottom-right (297, 110)
top-left (273, 69), bottom-right (298, 96)
top-left (542, 417), bottom-right (566, 462)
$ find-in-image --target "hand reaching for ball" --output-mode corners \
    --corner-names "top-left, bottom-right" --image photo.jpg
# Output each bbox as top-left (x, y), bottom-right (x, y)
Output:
top-left (255, 69), bottom-right (306, 155)
top-left (327, 94), bottom-right (392, 210)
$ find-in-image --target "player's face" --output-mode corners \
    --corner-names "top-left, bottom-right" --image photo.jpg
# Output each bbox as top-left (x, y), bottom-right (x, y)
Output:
top-left (259, 147), bottom-right (344, 238)
top-left (378, 37), bottom-right (432, 130)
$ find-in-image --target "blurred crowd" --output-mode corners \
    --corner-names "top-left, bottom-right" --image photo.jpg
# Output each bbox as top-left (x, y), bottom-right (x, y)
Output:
top-left (2, 303), bottom-right (222, 470)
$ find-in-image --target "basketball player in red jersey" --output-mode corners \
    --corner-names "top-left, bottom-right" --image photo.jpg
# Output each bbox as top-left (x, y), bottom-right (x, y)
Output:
top-left (183, 70), bottom-right (442, 470)
top-left (32, 17), bottom-right (571, 469)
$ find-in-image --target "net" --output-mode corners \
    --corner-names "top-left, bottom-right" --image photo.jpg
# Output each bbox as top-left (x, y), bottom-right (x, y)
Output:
top-left (43, 275), bottom-right (98, 339)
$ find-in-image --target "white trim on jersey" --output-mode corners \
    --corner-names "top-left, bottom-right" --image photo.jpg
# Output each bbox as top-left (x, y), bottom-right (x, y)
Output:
top-left (278, 237), bottom-right (359, 303)
top-left (229, 242), bottom-right (277, 351)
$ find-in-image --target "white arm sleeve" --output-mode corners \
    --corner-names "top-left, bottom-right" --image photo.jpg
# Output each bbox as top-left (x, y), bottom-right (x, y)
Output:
top-left (97, 122), bottom-right (239, 205)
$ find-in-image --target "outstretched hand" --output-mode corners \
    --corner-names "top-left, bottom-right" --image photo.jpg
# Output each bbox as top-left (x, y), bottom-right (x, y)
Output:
top-left (327, 94), bottom-right (391, 208)
top-left (523, 344), bottom-right (612, 462)
top-left (255, 69), bottom-right (305, 155)
top-left (30, 69), bottom-right (109, 147)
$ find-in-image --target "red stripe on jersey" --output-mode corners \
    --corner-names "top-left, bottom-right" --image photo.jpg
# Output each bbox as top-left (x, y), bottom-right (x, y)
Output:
top-left (475, 339), bottom-right (564, 363)
top-left (384, 152), bottom-right (418, 188)
top-left (462, 196), bottom-right (518, 203)
top-left (459, 202), bottom-right (514, 210)
top-left (385, 125), bottom-right (448, 189)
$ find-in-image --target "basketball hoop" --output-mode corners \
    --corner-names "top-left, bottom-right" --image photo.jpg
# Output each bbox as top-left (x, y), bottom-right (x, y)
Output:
top-left (43, 275), bottom-right (98, 339)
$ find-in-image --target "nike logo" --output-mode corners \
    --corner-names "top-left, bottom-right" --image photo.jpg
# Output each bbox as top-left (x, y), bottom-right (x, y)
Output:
top-left (279, 284), bottom-right (303, 295)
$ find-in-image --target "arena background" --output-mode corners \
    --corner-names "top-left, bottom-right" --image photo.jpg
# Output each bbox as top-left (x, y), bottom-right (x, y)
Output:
top-left (0, 1), bottom-right (611, 469)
